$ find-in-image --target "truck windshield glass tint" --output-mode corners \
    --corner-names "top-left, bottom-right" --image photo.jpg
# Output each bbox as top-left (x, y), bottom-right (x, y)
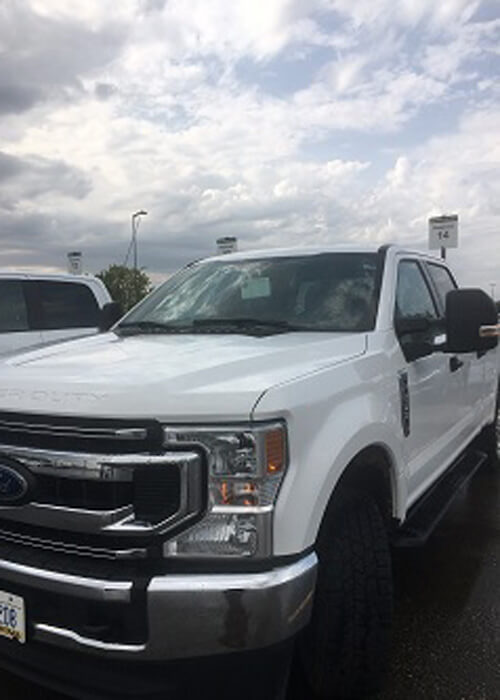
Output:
top-left (121, 253), bottom-right (380, 333)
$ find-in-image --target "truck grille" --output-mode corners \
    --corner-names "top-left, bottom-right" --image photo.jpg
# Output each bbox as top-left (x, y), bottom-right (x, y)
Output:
top-left (0, 412), bottom-right (204, 559)
top-left (34, 473), bottom-right (133, 511)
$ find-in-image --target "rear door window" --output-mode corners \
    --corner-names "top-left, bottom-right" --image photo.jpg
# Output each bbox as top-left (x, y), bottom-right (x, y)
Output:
top-left (36, 281), bottom-right (100, 330)
top-left (0, 280), bottom-right (29, 332)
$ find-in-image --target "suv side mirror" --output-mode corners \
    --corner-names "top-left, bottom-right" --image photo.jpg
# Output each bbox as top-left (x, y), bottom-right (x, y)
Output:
top-left (99, 302), bottom-right (123, 332)
top-left (446, 289), bottom-right (498, 353)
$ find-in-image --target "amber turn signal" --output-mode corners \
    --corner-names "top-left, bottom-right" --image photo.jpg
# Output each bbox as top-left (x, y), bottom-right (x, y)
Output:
top-left (265, 428), bottom-right (286, 473)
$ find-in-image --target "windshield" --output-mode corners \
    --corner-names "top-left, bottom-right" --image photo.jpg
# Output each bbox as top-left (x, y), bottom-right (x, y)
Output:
top-left (118, 253), bottom-right (380, 334)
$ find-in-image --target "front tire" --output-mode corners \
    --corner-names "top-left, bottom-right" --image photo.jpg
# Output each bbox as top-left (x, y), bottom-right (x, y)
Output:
top-left (297, 491), bottom-right (393, 699)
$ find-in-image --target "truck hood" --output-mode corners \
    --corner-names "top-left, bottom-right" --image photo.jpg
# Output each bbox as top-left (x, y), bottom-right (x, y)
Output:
top-left (0, 332), bottom-right (366, 421)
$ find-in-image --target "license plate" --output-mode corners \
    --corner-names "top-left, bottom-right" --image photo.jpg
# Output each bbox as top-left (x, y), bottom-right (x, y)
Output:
top-left (0, 590), bottom-right (26, 643)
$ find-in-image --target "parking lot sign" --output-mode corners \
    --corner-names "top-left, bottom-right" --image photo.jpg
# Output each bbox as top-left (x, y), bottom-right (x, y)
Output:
top-left (428, 215), bottom-right (458, 250)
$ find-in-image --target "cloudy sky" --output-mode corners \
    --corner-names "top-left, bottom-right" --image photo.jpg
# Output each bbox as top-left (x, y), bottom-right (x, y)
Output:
top-left (0, 0), bottom-right (499, 292)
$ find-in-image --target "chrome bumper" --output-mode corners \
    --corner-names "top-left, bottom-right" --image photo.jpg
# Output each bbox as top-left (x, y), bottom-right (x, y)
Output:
top-left (0, 553), bottom-right (317, 661)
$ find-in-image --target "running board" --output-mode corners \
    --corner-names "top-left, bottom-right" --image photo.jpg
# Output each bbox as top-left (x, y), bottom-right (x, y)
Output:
top-left (392, 449), bottom-right (487, 547)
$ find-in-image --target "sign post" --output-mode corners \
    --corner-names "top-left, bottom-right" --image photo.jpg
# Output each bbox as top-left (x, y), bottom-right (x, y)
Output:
top-left (428, 215), bottom-right (458, 260)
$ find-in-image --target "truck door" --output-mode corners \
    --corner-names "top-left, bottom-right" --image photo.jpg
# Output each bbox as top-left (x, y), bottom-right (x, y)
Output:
top-left (425, 261), bottom-right (495, 442)
top-left (394, 259), bottom-right (462, 502)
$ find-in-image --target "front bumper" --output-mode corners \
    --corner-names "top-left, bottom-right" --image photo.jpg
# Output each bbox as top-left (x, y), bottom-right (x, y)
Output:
top-left (0, 552), bottom-right (317, 661)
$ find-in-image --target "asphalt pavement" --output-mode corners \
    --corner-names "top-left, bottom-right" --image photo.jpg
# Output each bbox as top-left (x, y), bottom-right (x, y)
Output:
top-left (375, 459), bottom-right (500, 700)
top-left (2, 459), bottom-right (500, 700)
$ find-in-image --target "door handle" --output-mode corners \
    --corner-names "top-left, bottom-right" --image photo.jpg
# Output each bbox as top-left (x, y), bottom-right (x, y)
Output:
top-left (449, 356), bottom-right (464, 372)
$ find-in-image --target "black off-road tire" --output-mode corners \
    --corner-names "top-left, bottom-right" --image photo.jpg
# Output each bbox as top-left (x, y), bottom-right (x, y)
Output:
top-left (297, 490), bottom-right (393, 699)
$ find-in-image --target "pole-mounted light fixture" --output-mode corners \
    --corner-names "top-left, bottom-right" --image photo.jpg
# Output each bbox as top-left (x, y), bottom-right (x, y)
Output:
top-left (131, 210), bottom-right (148, 271)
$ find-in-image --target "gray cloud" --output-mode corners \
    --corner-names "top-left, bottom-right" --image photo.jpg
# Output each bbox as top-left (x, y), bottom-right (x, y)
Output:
top-left (0, 205), bottom-right (254, 279)
top-left (0, 212), bottom-right (118, 270)
top-left (0, 84), bottom-right (44, 115)
top-left (140, 0), bottom-right (168, 13)
top-left (0, 152), bottom-right (24, 180)
top-left (0, 151), bottom-right (92, 205)
top-left (0, 4), bottom-right (127, 115)
top-left (95, 82), bottom-right (118, 100)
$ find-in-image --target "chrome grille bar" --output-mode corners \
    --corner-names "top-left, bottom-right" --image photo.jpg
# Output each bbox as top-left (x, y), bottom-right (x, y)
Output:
top-left (0, 502), bottom-right (134, 532)
top-left (0, 411), bottom-right (163, 455)
top-left (0, 527), bottom-right (147, 560)
top-left (0, 445), bottom-right (187, 480)
top-left (0, 419), bottom-right (147, 441)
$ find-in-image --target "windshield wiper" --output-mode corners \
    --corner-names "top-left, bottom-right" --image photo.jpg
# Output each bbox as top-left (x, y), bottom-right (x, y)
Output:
top-left (116, 317), bottom-right (333, 337)
top-left (116, 321), bottom-right (191, 336)
top-left (191, 318), bottom-right (310, 335)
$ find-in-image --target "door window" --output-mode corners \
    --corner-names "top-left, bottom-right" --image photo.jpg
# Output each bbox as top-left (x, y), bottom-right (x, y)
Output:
top-left (0, 281), bottom-right (29, 332)
top-left (395, 261), bottom-right (438, 322)
top-left (395, 260), bottom-right (440, 360)
top-left (37, 281), bottom-right (99, 330)
top-left (426, 263), bottom-right (457, 314)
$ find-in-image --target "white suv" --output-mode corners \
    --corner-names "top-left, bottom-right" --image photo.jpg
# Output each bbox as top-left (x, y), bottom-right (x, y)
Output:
top-left (0, 271), bottom-right (112, 356)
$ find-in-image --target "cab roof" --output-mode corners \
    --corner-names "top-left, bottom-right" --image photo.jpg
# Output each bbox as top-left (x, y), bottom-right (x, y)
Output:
top-left (205, 244), bottom-right (446, 264)
top-left (0, 270), bottom-right (101, 282)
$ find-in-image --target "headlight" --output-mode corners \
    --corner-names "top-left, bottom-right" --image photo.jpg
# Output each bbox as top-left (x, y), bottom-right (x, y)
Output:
top-left (163, 422), bottom-right (287, 559)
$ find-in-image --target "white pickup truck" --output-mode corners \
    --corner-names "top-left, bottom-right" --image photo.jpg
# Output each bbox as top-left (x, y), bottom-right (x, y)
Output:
top-left (0, 245), bottom-right (497, 700)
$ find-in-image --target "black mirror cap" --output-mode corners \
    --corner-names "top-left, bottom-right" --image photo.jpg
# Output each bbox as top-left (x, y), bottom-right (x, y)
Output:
top-left (99, 302), bottom-right (123, 332)
top-left (446, 288), bottom-right (498, 353)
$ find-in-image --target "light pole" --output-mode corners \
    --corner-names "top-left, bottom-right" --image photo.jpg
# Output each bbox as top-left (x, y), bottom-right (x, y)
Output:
top-left (131, 210), bottom-right (148, 272)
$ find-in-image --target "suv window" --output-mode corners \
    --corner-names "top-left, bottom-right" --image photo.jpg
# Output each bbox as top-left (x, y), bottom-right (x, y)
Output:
top-left (426, 263), bottom-right (457, 313)
top-left (37, 281), bottom-right (99, 330)
top-left (395, 261), bottom-right (438, 321)
top-left (0, 280), bottom-right (29, 332)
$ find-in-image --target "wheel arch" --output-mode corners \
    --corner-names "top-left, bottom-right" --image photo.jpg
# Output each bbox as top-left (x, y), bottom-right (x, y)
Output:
top-left (313, 443), bottom-right (400, 545)
top-left (333, 445), bottom-right (397, 524)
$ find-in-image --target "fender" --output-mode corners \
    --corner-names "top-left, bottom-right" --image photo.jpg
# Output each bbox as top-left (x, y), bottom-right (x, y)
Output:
top-left (252, 348), bottom-right (407, 555)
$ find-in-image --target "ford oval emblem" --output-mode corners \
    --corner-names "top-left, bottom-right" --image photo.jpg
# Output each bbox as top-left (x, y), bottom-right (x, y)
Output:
top-left (0, 462), bottom-right (29, 505)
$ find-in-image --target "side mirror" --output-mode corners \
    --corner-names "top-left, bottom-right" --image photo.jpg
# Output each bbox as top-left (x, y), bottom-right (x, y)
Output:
top-left (446, 289), bottom-right (498, 353)
top-left (99, 302), bottom-right (123, 332)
